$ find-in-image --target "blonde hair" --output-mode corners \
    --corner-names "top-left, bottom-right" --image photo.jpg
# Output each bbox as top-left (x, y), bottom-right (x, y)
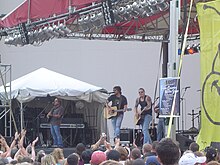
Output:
top-left (52, 148), bottom-right (64, 163)
top-left (41, 154), bottom-right (56, 165)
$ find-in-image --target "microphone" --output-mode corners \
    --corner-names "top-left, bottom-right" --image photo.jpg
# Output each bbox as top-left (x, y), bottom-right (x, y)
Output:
top-left (184, 86), bottom-right (191, 90)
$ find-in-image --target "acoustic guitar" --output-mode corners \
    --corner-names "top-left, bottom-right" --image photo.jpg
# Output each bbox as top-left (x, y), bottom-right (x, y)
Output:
top-left (134, 107), bottom-right (149, 125)
top-left (134, 97), bottom-right (159, 125)
top-left (104, 106), bottom-right (132, 119)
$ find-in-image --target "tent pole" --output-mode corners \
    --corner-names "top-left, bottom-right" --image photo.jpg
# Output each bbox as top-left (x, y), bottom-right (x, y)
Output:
top-left (20, 102), bottom-right (23, 130)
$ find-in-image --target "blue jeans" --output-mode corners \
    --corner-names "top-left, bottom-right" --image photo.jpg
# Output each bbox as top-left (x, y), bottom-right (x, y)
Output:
top-left (141, 114), bottom-right (152, 144)
top-left (111, 113), bottom-right (124, 138)
top-left (157, 118), bottom-right (165, 141)
top-left (50, 125), bottom-right (63, 146)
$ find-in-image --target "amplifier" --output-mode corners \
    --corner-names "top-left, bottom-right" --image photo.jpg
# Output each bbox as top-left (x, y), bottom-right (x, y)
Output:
top-left (120, 129), bottom-right (133, 144)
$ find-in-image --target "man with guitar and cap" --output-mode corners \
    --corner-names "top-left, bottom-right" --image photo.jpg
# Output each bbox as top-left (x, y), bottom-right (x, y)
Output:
top-left (47, 97), bottom-right (64, 148)
top-left (134, 88), bottom-right (152, 144)
top-left (106, 86), bottom-right (128, 139)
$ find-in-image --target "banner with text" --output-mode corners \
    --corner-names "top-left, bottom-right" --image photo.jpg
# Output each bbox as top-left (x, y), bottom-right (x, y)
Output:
top-left (159, 77), bottom-right (180, 117)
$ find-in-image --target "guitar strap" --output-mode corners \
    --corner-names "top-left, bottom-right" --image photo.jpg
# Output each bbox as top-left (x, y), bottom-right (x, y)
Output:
top-left (118, 95), bottom-right (123, 110)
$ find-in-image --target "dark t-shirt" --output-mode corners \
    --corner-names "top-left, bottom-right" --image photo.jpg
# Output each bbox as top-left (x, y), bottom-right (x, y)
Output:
top-left (135, 95), bottom-right (152, 115)
top-left (50, 105), bottom-right (64, 125)
top-left (107, 95), bottom-right (127, 114)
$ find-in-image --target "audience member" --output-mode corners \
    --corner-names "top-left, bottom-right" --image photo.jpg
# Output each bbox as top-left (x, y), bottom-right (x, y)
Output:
top-left (75, 143), bottom-right (86, 165)
top-left (90, 150), bottom-right (107, 165)
top-left (100, 160), bottom-right (122, 165)
top-left (115, 146), bottom-right (129, 162)
top-left (179, 151), bottom-right (206, 165)
top-left (106, 150), bottom-right (120, 162)
top-left (206, 147), bottom-right (218, 163)
top-left (130, 148), bottom-right (141, 160)
top-left (51, 148), bottom-right (65, 165)
top-left (142, 143), bottom-right (152, 159)
top-left (65, 153), bottom-right (79, 165)
top-left (41, 154), bottom-right (56, 165)
top-left (145, 156), bottom-right (161, 165)
top-left (132, 158), bottom-right (145, 165)
top-left (155, 138), bottom-right (180, 165)
top-left (207, 161), bottom-right (220, 165)
top-left (189, 142), bottom-right (200, 152)
top-left (81, 149), bottom-right (93, 164)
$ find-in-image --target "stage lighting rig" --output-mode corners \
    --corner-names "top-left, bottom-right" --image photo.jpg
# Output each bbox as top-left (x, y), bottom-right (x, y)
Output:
top-left (2, 0), bottom-right (170, 46)
top-left (178, 43), bottom-right (200, 55)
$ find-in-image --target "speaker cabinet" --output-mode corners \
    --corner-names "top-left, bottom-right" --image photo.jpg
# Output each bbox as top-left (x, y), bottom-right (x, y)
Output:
top-left (120, 129), bottom-right (133, 144)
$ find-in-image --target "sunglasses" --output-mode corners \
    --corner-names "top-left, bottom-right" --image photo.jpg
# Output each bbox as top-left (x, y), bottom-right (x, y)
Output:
top-left (139, 91), bottom-right (144, 94)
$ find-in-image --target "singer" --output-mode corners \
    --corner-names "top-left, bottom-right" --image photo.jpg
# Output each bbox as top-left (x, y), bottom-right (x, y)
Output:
top-left (47, 98), bottom-right (64, 148)
top-left (106, 86), bottom-right (128, 138)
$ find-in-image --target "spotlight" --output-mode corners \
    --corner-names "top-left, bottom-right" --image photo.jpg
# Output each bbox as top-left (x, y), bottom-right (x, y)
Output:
top-left (4, 36), bottom-right (14, 45)
top-left (48, 26), bottom-right (60, 37)
top-left (90, 12), bottom-right (104, 28)
top-left (183, 44), bottom-right (200, 55)
top-left (113, 9), bottom-right (124, 23)
top-left (43, 27), bottom-right (54, 39)
top-left (118, 6), bottom-right (131, 20)
top-left (126, 4), bottom-right (138, 17)
top-left (53, 25), bottom-right (65, 36)
top-left (156, 0), bottom-right (169, 11)
top-left (140, 0), bottom-right (153, 16)
top-left (28, 31), bottom-right (35, 44)
top-left (132, 2), bottom-right (146, 17)
top-left (192, 44), bottom-right (200, 53)
top-left (13, 34), bottom-right (23, 46)
top-left (78, 15), bottom-right (90, 32)
top-left (84, 15), bottom-right (95, 31)
top-left (148, 0), bottom-right (159, 13)
top-left (59, 23), bottom-right (72, 34)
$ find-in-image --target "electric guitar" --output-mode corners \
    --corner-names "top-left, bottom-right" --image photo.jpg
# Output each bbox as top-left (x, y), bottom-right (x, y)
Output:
top-left (104, 106), bottom-right (132, 119)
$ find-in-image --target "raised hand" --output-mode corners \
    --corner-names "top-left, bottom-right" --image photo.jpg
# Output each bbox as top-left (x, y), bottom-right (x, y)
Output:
top-left (32, 137), bottom-right (39, 147)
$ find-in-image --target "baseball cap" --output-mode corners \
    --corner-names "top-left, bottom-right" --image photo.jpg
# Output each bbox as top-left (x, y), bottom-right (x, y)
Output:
top-left (90, 151), bottom-right (106, 165)
top-left (179, 152), bottom-right (206, 165)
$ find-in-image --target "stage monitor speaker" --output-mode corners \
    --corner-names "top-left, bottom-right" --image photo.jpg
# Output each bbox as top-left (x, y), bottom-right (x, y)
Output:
top-left (120, 129), bottom-right (133, 144)
top-left (176, 133), bottom-right (194, 152)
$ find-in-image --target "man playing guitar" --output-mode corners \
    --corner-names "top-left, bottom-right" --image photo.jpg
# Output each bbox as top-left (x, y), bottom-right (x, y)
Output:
top-left (106, 86), bottom-right (128, 139)
top-left (134, 88), bottom-right (152, 144)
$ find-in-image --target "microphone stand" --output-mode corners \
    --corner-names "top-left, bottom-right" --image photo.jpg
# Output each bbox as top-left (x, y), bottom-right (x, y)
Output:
top-left (33, 102), bottom-right (51, 146)
top-left (180, 87), bottom-right (189, 131)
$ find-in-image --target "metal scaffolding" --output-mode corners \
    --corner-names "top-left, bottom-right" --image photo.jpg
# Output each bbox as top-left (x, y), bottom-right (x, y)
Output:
top-left (0, 63), bottom-right (14, 137)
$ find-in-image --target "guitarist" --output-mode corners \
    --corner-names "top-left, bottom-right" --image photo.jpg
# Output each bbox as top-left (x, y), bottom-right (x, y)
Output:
top-left (134, 88), bottom-right (152, 144)
top-left (106, 86), bottom-right (128, 138)
top-left (47, 98), bottom-right (64, 148)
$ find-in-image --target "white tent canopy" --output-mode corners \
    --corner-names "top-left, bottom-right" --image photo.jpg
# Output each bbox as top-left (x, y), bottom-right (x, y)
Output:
top-left (0, 68), bottom-right (108, 134)
top-left (0, 67), bottom-right (107, 103)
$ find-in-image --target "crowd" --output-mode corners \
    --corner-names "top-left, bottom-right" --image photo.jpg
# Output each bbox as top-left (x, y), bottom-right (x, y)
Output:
top-left (0, 129), bottom-right (220, 165)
